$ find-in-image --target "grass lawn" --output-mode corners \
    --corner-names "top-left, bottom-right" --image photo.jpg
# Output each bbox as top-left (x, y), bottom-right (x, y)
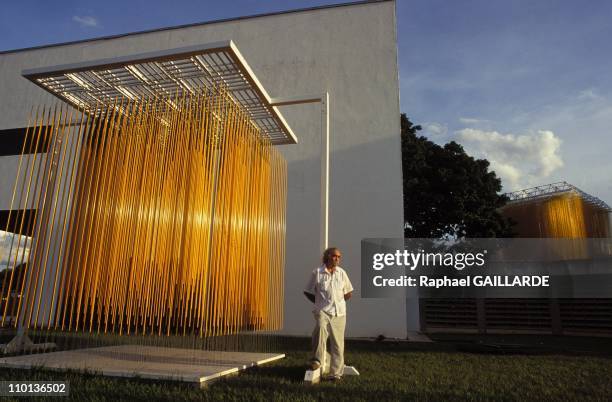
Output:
top-left (1, 336), bottom-right (611, 401)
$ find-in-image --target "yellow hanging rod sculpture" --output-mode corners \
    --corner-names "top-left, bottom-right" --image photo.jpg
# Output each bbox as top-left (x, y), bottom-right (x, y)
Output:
top-left (1, 83), bottom-right (287, 337)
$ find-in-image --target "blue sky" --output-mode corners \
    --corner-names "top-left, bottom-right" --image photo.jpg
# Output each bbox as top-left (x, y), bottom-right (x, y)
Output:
top-left (1, 0), bottom-right (611, 204)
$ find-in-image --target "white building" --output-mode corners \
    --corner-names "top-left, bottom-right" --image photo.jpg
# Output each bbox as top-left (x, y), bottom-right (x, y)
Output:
top-left (0, 0), bottom-right (418, 337)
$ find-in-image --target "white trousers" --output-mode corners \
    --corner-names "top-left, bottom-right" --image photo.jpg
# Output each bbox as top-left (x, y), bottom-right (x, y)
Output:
top-left (312, 311), bottom-right (346, 377)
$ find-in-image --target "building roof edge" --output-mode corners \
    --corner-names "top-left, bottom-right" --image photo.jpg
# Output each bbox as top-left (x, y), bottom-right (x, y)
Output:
top-left (0, 0), bottom-right (393, 55)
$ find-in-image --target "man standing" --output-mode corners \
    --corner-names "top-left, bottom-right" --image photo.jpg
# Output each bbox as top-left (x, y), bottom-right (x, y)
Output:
top-left (304, 247), bottom-right (353, 380)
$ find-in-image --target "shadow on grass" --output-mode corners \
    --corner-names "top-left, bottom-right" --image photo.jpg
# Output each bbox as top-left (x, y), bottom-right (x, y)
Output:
top-left (245, 364), bottom-right (307, 382)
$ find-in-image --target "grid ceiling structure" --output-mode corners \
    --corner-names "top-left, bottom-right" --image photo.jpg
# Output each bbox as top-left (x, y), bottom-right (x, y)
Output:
top-left (22, 41), bottom-right (297, 145)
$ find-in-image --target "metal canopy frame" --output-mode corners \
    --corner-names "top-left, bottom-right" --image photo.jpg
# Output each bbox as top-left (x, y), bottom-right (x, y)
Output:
top-left (270, 93), bottom-right (330, 250)
top-left (21, 40), bottom-right (297, 145)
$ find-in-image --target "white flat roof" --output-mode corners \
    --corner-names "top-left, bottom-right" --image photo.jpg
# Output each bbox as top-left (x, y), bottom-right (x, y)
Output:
top-left (22, 40), bottom-right (297, 145)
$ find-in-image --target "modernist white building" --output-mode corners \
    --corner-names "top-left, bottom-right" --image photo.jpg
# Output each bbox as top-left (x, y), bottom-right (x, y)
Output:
top-left (0, 0), bottom-right (418, 337)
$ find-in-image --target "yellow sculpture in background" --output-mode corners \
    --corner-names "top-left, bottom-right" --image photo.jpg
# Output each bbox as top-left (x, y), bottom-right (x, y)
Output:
top-left (501, 191), bottom-right (610, 259)
top-left (502, 191), bottom-right (610, 239)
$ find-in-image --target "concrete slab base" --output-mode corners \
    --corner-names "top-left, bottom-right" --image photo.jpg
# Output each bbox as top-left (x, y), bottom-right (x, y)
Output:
top-left (343, 365), bottom-right (359, 375)
top-left (304, 365), bottom-right (359, 384)
top-left (304, 367), bottom-right (321, 384)
top-left (0, 344), bottom-right (284, 387)
top-left (303, 351), bottom-right (361, 384)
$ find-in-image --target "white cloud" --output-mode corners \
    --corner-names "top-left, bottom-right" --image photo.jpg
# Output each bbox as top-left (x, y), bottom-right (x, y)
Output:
top-left (459, 117), bottom-right (483, 125)
top-left (577, 88), bottom-right (601, 101)
top-left (422, 122), bottom-right (449, 144)
top-left (489, 163), bottom-right (523, 189)
top-left (425, 122), bottom-right (447, 136)
top-left (499, 88), bottom-right (612, 201)
top-left (456, 128), bottom-right (563, 190)
top-left (72, 15), bottom-right (98, 28)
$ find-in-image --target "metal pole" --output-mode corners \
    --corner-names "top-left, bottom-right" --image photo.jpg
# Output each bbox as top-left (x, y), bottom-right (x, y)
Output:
top-left (270, 92), bottom-right (329, 250)
top-left (321, 92), bottom-right (329, 250)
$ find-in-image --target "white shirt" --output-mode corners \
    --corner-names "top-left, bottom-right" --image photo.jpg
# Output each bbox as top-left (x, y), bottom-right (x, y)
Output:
top-left (304, 265), bottom-right (354, 316)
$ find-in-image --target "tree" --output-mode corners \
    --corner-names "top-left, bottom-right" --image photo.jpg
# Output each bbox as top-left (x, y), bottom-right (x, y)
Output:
top-left (400, 114), bottom-right (513, 238)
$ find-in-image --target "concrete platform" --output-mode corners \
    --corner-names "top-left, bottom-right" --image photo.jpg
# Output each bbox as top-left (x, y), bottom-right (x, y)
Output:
top-left (0, 345), bottom-right (284, 386)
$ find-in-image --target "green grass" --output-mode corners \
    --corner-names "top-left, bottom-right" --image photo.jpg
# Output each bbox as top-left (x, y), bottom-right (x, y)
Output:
top-left (1, 337), bottom-right (612, 401)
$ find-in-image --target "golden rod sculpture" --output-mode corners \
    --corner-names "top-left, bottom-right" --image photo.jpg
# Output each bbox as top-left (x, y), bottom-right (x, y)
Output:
top-left (501, 192), bottom-right (612, 239)
top-left (501, 192), bottom-right (611, 259)
top-left (1, 83), bottom-right (286, 337)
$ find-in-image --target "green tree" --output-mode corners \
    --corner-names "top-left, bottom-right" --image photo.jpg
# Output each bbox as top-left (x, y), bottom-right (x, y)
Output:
top-left (401, 114), bottom-right (513, 238)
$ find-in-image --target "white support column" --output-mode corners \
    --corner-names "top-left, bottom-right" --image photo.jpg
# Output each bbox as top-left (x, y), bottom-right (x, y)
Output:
top-left (321, 92), bottom-right (329, 250)
top-left (270, 92), bottom-right (330, 251)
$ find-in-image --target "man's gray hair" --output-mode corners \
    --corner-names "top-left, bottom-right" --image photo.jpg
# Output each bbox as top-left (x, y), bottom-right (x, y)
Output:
top-left (322, 247), bottom-right (340, 265)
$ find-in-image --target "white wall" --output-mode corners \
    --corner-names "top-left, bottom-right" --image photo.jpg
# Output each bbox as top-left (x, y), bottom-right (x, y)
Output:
top-left (0, 0), bottom-right (416, 337)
